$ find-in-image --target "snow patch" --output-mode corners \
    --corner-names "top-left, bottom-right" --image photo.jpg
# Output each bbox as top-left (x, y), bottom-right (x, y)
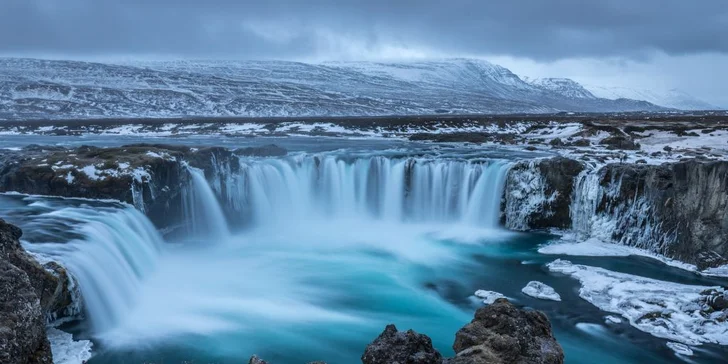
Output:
top-left (547, 259), bottom-right (728, 346)
top-left (666, 342), bottom-right (694, 357)
top-left (521, 281), bottom-right (561, 301)
top-left (474, 290), bottom-right (505, 304)
top-left (47, 328), bottom-right (93, 364)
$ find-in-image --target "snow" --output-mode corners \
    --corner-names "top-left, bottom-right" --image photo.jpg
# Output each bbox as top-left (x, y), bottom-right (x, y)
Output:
top-left (666, 342), bottom-right (694, 357)
top-left (521, 281), bottom-right (561, 301)
top-left (605, 315), bottom-right (622, 324)
top-left (538, 238), bottom-right (699, 272)
top-left (64, 172), bottom-right (74, 184)
top-left (80, 165), bottom-right (101, 180)
top-left (702, 264), bottom-right (728, 278)
top-left (547, 259), bottom-right (728, 346)
top-left (474, 290), bottom-right (506, 304)
top-left (47, 328), bottom-right (93, 364)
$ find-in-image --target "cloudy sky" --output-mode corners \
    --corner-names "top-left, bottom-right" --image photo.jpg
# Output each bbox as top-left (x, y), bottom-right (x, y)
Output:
top-left (2, 0), bottom-right (727, 106)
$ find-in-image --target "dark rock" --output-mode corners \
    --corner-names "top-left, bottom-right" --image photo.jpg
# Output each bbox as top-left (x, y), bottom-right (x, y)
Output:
top-left (450, 299), bottom-right (563, 364)
top-left (248, 355), bottom-right (268, 364)
top-left (504, 157), bottom-right (585, 230)
top-left (549, 138), bottom-right (564, 147)
top-left (636, 159), bottom-right (647, 164)
top-left (597, 160), bottom-right (728, 269)
top-left (362, 324), bottom-right (443, 364)
top-left (571, 139), bottom-right (591, 147)
top-left (0, 220), bottom-right (54, 364)
top-left (663, 146), bottom-right (674, 152)
top-left (599, 136), bottom-right (640, 150)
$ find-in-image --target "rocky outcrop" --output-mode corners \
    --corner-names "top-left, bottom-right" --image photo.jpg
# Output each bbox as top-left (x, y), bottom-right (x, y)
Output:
top-left (504, 157), bottom-right (584, 230)
top-left (361, 299), bottom-right (563, 364)
top-left (0, 219), bottom-right (59, 364)
top-left (592, 160), bottom-right (728, 269)
top-left (361, 324), bottom-right (443, 364)
top-left (0, 144), bottom-right (287, 229)
top-left (449, 299), bottom-right (564, 364)
top-left (249, 299), bottom-right (562, 364)
top-left (505, 155), bottom-right (728, 269)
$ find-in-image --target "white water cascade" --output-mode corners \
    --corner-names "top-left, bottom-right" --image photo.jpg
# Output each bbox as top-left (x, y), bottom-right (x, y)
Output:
top-left (30, 206), bottom-right (165, 334)
top-left (210, 155), bottom-right (513, 229)
top-left (183, 165), bottom-right (230, 241)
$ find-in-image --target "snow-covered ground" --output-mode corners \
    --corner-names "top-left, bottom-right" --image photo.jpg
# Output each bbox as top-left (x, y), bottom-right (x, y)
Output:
top-left (548, 259), bottom-right (728, 347)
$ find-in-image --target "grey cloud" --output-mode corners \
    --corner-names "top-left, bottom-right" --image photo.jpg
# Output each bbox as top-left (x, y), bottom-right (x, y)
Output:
top-left (0, 0), bottom-right (727, 60)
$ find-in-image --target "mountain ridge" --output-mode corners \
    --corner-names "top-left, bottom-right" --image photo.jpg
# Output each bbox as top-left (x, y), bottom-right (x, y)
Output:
top-left (0, 57), bottom-right (677, 120)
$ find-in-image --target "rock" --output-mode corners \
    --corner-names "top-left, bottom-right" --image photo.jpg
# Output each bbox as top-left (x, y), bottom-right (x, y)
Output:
top-left (664, 146), bottom-right (674, 152)
top-left (599, 136), bottom-right (640, 150)
top-left (549, 138), bottom-right (564, 147)
top-left (361, 324), bottom-right (443, 364)
top-left (450, 299), bottom-right (564, 364)
top-left (571, 139), bottom-right (591, 147)
top-left (597, 160), bottom-right (728, 269)
top-left (504, 157), bottom-right (585, 230)
top-left (248, 355), bottom-right (268, 364)
top-left (0, 220), bottom-right (54, 364)
top-left (0, 220), bottom-right (70, 318)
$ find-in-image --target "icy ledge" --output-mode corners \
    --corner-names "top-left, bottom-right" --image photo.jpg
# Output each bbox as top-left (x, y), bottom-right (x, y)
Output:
top-left (547, 259), bottom-right (728, 346)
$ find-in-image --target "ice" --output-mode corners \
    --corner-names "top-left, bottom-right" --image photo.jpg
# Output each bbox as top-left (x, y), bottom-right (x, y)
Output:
top-left (521, 281), bottom-right (561, 301)
top-left (605, 315), bottom-right (622, 324)
top-left (64, 172), bottom-right (74, 184)
top-left (47, 328), bottom-right (93, 364)
top-left (474, 290), bottom-right (505, 304)
top-left (666, 342), bottom-right (694, 356)
top-left (538, 238), bottom-right (698, 272)
top-left (547, 259), bottom-right (728, 346)
top-left (702, 264), bottom-right (728, 278)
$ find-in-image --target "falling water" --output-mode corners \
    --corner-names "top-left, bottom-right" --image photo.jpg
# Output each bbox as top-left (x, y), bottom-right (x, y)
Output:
top-left (210, 155), bottom-right (512, 229)
top-left (30, 206), bottom-right (165, 334)
top-left (183, 165), bottom-right (230, 240)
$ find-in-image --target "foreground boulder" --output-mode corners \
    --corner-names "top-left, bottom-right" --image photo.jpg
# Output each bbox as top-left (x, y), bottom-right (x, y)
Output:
top-left (361, 299), bottom-right (563, 364)
top-left (0, 219), bottom-right (55, 364)
top-left (361, 324), bottom-right (443, 364)
top-left (449, 299), bottom-right (563, 364)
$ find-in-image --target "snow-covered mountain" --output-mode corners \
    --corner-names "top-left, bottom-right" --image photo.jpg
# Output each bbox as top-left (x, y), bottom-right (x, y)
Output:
top-left (524, 78), bottom-right (597, 99)
top-left (0, 57), bottom-right (667, 120)
top-left (585, 85), bottom-right (718, 111)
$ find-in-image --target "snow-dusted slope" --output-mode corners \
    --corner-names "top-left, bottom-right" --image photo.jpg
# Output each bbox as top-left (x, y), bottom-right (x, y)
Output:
top-left (0, 58), bottom-right (666, 120)
top-left (525, 78), bottom-right (597, 99)
top-left (585, 85), bottom-right (717, 111)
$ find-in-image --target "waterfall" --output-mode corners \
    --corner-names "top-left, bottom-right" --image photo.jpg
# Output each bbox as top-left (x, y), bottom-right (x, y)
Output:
top-left (208, 155), bottom-right (512, 229)
top-left (34, 206), bottom-right (165, 334)
top-left (182, 165), bottom-right (230, 240)
top-left (569, 166), bottom-right (676, 254)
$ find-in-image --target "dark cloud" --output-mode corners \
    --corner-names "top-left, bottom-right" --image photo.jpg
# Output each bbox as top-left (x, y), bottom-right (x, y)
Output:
top-left (0, 0), bottom-right (726, 60)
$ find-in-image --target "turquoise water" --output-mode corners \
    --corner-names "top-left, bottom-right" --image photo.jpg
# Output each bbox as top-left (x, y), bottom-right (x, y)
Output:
top-left (4, 193), bottom-right (726, 364)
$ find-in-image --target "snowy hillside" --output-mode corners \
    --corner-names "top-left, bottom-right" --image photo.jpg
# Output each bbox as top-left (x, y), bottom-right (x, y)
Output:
top-left (524, 78), bottom-right (597, 99)
top-left (0, 58), bottom-right (667, 120)
top-left (585, 85), bottom-right (718, 111)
